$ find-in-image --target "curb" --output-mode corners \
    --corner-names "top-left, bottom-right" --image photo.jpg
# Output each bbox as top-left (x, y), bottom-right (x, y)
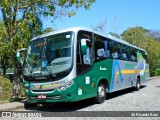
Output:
top-left (0, 105), bottom-right (24, 111)
top-left (0, 102), bottom-right (24, 111)
top-left (149, 76), bottom-right (160, 80)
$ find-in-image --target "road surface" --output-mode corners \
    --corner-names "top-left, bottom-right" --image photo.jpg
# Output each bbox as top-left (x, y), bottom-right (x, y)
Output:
top-left (15, 78), bottom-right (160, 112)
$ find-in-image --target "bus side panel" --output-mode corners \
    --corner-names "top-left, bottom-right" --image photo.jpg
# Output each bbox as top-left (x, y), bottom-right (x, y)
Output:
top-left (110, 60), bottom-right (150, 93)
top-left (73, 59), bottom-right (113, 101)
top-left (110, 60), bottom-right (134, 92)
top-left (140, 64), bottom-right (150, 85)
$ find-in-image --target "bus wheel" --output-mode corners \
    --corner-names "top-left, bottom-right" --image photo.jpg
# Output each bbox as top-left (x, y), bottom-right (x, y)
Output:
top-left (135, 77), bottom-right (140, 91)
top-left (94, 83), bottom-right (106, 104)
top-left (24, 101), bottom-right (37, 109)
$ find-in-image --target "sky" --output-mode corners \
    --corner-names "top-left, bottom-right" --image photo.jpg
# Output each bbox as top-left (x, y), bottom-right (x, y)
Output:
top-left (43, 0), bottom-right (160, 35)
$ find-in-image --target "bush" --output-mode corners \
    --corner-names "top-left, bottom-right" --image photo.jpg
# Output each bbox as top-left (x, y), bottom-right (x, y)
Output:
top-left (154, 68), bottom-right (160, 76)
top-left (0, 75), bottom-right (26, 102)
top-left (0, 76), bottom-right (12, 101)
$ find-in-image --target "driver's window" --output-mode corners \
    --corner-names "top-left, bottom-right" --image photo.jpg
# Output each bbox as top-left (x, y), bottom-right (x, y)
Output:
top-left (83, 47), bottom-right (91, 64)
top-left (77, 31), bottom-right (92, 65)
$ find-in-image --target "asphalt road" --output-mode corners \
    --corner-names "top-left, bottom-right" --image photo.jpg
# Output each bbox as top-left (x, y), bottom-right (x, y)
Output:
top-left (16, 78), bottom-right (160, 112)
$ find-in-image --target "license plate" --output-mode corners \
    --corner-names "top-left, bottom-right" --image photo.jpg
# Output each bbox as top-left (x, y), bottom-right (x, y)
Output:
top-left (38, 94), bottom-right (46, 99)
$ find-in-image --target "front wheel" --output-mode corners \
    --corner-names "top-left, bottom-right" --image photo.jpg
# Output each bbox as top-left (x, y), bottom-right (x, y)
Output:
top-left (24, 101), bottom-right (37, 109)
top-left (94, 83), bottom-right (106, 104)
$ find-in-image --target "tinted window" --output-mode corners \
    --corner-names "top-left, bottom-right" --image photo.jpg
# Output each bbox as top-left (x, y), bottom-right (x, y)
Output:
top-left (121, 45), bottom-right (130, 61)
top-left (130, 48), bottom-right (137, 62)
top-left (111, 41), bottom-right (121, 59)
top-left (77, 31), bottom-right (92, 64)
top-left (95, 35), bottom-right (111, 60)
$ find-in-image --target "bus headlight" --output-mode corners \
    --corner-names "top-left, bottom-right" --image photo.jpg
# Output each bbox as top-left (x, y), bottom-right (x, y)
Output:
top-left (24, 83), bottom-right (29, 92)
top-left (25, 88), bottom-right (29, 92)
top-left (57, 80), bottom-right (74, 91)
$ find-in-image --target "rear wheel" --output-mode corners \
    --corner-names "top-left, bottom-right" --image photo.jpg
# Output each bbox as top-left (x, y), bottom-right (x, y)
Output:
top-left (94, 83), bottom-right (106, 104)
top-left (135, 77), bottom-right (140, 91)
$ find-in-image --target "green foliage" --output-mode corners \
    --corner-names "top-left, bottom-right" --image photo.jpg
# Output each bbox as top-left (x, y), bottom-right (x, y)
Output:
top-left (0, 21), bottom-right (12, 74)
top-left (0, 0), bottom-right (95, 100)
top-left (42, 27), bottom-right (54, 34)
top-left (109, 32), bottom-right (120, 38)
top-left (154, 69), bottom-right (160, 76)
top-left (121, 26), bottom-right (148, 46)
top-left (0, 0), bottom-right (95, 68)
top-left (148, 30), bottom-right (160, 43)
top-left (0, 76), bottom-right (12, 101)
top-left (121, 26), bottom-right (160, 76)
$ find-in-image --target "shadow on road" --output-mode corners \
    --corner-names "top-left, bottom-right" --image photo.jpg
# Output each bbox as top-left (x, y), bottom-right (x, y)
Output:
top-left (25, 85), bottom-right (146, 112)
top-left (106, 85), bottom-right (146, 100)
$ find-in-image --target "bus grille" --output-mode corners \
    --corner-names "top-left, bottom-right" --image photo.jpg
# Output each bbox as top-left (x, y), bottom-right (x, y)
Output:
top-left (31, 89), bottom-right (55, 92)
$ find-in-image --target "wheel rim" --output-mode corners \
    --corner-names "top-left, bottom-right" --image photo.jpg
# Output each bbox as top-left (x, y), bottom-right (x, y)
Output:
top-left (98, 86), bottom-right (105, 98)
top-left (137, 81), bottom-right (140, 89)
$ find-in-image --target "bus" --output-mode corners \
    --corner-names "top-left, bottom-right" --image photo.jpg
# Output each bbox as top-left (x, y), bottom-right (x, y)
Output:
top-left (23, 27), bottom-right (149, 108)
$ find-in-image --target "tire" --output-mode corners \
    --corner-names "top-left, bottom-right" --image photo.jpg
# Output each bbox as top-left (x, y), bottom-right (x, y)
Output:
top-left (94, 83), bottom-right (106, 104)
top-left (135, 77), bottom-right (140, 91)
top-left (24, 101), bottom-right (37, 109)
top-left (24, 101), bottom-right (30, 109)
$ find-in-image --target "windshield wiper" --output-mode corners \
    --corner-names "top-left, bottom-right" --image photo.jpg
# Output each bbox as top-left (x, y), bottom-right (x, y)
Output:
top-left (46, 66), bottom-right (56, 78)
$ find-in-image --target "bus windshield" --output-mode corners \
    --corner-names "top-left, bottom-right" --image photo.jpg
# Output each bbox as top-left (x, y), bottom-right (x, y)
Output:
top-left (23, 32), bottom-right (73, 77)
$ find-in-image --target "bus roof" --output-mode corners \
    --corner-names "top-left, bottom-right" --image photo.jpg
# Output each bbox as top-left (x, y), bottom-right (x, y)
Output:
top-left (31, 26), bottom-right (146, 52)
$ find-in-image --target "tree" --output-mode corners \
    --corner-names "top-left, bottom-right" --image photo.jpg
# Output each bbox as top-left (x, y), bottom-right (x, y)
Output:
top-left (93, 18), bottom-right (107, 34)
top-left (121, 26), bottom-right (148, 46)
top-left (0, 14), bottom-right (43, 75)
top-left (0, 0), bottom-right (95, 99)
top-left (0, 21), bottom-right (11, 75)
top-left (121, 26), bottom-right (160, 76)
top-left (148, 30), bottom-right (160, 43)
top-left (93, 17), bottom-right (121, 36)
top-left (109, 32), bottom-right (120, 38)
top-left (42, 27), bottom-right (54, 34)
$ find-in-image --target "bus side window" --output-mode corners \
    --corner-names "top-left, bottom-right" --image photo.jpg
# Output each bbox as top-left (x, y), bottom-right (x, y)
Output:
top-left (95, 35), bottom-right (105, 59)
top-left (111, 41), bottom-right (121, 59)
top-left (122, 45), bottom-right (130, 61)
top-left (130, 48), bottom-right (137, 62)
top-left (104, 40), bottom-right (111, 58)
top-left (95, 41), bottom-right (103, 56)
top-left (95, 36), bottom-right (111, 59)
top-left (144, 52), bottom-right (148, 63)
top-left (141, 51), bottom-right (148, 63)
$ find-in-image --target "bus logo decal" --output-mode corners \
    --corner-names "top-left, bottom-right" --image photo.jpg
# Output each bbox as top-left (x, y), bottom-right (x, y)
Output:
top-left (110, 60), bottom-right (123, 92)
top-left (100, 66), bottom-right (107, 71)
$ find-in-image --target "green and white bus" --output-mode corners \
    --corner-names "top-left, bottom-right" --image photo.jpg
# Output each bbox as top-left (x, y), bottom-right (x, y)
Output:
top-left (23, 27), bottom-right (149, 107)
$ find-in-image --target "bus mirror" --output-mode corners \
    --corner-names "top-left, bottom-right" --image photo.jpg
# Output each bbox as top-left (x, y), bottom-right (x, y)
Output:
top-left (16, 51), bottom-right (21, 63)
top-left (81, 39), bottom-right (90, 55)
top-left (16, 48), bottom-right (27, 65)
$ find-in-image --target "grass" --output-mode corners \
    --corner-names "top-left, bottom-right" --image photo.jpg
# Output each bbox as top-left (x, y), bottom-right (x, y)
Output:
top-left (0, 76), bottom-right (12, 101)
top-left (0, 75), bottom-right (25, 102)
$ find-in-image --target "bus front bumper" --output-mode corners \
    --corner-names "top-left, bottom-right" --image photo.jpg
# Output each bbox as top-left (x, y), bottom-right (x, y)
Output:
top-left (25, 83), bottom-right (77, 103)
